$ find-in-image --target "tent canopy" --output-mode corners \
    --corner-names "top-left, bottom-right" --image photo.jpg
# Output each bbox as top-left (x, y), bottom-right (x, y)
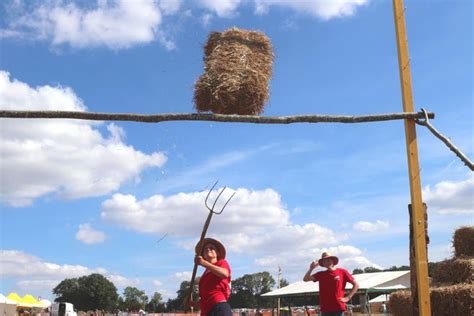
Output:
top-left (0, 294), bottom-right (17, 305)
top-left (22, 294), bottom-right (46, 308)
top-left (369, 294), bottom-right (390, 303)
top-left (262, 271), bottom-right (410, 298)
top-left (6, 293), bottom-right (46, 308)
top-left (6, 293), bottom-right (22, 303)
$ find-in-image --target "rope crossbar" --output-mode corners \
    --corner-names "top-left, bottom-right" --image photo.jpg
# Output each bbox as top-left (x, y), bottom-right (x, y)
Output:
top-left (0, 110), bottom-right (434, 124)
top-left (416, 108), bottom-right (473, 171)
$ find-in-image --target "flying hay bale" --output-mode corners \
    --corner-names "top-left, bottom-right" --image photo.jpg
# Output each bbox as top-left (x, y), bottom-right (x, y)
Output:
top-left (453, 226), bottom-right (474, 257)
top-left (431, 284), bottom-right (474, 316)
top-left (432, 257), bottom-right (474, 285)
top-left (388, 290), bottom-right (413, 316)
top-left (194, 27), bottom-right (273, 115)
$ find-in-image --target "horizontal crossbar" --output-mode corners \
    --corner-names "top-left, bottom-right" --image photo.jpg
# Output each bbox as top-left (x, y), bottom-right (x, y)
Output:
top-left (0, 110), bottom-right (434, 124)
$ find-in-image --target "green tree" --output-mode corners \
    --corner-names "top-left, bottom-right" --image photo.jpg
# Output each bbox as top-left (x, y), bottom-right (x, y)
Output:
top-left (229, 272), bottom-right (275, 309)
top-left (53, 273), bottom-right (119, 312)
top-left (352, 268), bottom-right (364, 275)
top-left (146, 292), bottom-right (165, 312)
top-left (363, 266), bottom-right (382, 273)
top-left (279, 278), bottom-right (289, 288)
top-left (53, 278), bottom-right (82, 304)
top-left (165, 278), bottom-right (200, 311)
top-left (122, 287), bottom-right (148, 312)
top-left (385, 265), bottom-right (410, 272)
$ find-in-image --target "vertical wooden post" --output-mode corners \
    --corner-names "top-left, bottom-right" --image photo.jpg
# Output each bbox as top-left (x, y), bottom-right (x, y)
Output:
top-left (409, 203), bottom-right (429, 315)
top-left (392, 0), bottom-right (432, 315)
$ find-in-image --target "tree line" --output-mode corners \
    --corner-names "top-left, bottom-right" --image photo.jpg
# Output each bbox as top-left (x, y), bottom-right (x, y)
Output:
top-left (53, 265), bottom-right (421, 312)
top-left (352, 262), bottom-right (440, 276)
top-left (53, 272), bottom-right (288, 313)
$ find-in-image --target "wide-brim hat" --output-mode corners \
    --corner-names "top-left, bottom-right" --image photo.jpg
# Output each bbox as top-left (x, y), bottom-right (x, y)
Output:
top-left (195, 238), bottom-right (226, 259)
top-left (318, 252), bottom-right (339, 266)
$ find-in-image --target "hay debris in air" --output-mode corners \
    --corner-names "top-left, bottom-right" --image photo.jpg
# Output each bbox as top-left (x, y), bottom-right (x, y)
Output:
top-left (194, 27), bottom-right (273, 115)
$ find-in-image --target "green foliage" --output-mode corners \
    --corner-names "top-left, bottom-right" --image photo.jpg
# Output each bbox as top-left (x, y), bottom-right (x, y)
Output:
top-left (53, 273), bottom-right (119, 312)
top-left (279, 278), bottom-right (289, 288)
top-left (385, 265), bottom-right (410, 272)
top-left (353, 265), bottom-right (412, 275)
top-left (229, 271), bottom-right (275, 308)
top-left (363, 266), bottom-right (382, 273)
top-left (146, 292), bottom-right (165, 312)
top-left (122, 287), bottom-right (148, 312)
top-left (352, 268), bottom-right (364, 275)
top-left (165, 278), bottom-right (200, 311)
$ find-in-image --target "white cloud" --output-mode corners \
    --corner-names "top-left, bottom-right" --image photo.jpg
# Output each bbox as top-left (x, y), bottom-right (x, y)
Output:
top-left (101, 187), bottom-right (290, 236)
top-left (353, 220), bottom-right (390, 232)
top-left (0, 250), bottom-right (136, 291)
top-left (159, 0), bottom-right (182, 15)
top-left (255, 244), bottom-right (380, 282)
top-left (108, 274), bottom-right (140, 287)
top-left (152, 279), bottom-right (163, 287)
top-left (101, 186), bottom-right (378, 282)
top-left (5, 0), bottom-right (163, 49)
top-left (197, 0), bottom-right (367, 20)
top-left (254, 0), bottom-right (368, 20)
top-left (156, 29), bottom-right (177, 50)
top-left (197, 0), bottom-right (242, 17)
top-left (17, 279), bottom-right (60, 291)
top-left (201, 13), bottom-right (213, 26)
top-left (1, 0), bottom-right (369, 49)
top-left (423, 175), bottom-right (473, 215)
top-left (75, 223), bottom-right (106, 244)
top-left (0, 250), bottom-right (102, 278)
top-left (0, 71), bottom-right (167, 206)
top-left (174, 271), bottom-right (192, 281)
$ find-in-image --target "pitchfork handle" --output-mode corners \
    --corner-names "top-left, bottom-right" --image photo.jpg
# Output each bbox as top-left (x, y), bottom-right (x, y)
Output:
top-left (185, 210), bottom-right (214, 310)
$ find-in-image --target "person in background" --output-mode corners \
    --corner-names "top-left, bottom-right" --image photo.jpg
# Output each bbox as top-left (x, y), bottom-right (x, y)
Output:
top-left (188, 238), bottom-right (232, 316)
top-left (303, 252), bottom-right (359, 316)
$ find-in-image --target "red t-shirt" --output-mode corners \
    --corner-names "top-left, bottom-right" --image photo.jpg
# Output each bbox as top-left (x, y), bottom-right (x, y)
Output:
top-left (199, 259), bottom-right (231, 316)
top-left (311, 268), bottom-right (354, 312)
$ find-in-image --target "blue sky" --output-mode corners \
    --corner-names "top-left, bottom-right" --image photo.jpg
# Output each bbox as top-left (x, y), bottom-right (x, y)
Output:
top-left (0, 0), bottom-right (472, 302)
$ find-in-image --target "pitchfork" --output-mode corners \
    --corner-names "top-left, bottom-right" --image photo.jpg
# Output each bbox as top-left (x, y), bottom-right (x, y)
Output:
top-left (185, 181), bottom-right (236, 310)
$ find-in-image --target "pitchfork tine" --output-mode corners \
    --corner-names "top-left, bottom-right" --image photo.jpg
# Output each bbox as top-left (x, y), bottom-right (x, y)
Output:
top-left (214, 191), bottom-right (236, 215)
top-left (204, 181), bottom-right (218, 209)
top-left (204, 181), bottom-right (235, 214)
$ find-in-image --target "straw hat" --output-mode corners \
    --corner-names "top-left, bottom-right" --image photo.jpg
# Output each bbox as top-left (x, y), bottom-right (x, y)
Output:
top-left (195, 238), bottom-right (226, 259)
top-left (318, 252), bottom-right (339, 266)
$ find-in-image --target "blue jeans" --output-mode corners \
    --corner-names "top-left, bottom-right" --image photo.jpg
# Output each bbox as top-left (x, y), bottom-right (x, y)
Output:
top-left (207, 302), bottom-right (232, 316)
top-left (321, 312), bottom-right (344, 316)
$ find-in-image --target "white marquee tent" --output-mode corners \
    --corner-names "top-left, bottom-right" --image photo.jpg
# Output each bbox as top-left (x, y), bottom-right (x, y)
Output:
top-left (0, 294), bottom-right (17, 316)
top-left (262, 270), bottom-right (410, 298)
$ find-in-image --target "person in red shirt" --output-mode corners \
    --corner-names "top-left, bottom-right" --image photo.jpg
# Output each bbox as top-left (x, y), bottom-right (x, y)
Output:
top-left (188, 238), bottom-right (232, 316)
top-left (303, 252), bottom-right (359, 316)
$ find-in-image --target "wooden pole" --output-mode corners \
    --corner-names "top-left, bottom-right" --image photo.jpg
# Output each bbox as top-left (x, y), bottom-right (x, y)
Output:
top-left (0, 110), bottom-right (434, 124)
top-left (409, 203), bottom-right (429, 315)
top-left (277, 266), bottom-right (281, 316)
top-left (392, 0), bottom-right (432, 315)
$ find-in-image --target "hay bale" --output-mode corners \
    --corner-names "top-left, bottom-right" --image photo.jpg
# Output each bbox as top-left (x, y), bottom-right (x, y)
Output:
top-left (432, 257), bottom-right (474, 285)
top-left (388, 290), bottom-right (413, 316)
top-left (194, 27), bottom-right (273, 115)
top-left (453, 226), bottom-right (474, 257)
top-left (431, 284), bottom-right (474, 316)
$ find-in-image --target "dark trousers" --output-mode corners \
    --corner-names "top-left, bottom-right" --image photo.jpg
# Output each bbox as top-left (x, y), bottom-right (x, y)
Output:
top-left (207, 302), bottom-right (232, 316)
top-left (321, 311), bottom-right (344, 316)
